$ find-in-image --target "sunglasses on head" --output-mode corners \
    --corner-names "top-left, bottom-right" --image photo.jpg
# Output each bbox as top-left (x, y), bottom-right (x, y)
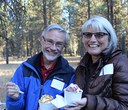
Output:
top-left (83, 32), bottom-right (108, 39)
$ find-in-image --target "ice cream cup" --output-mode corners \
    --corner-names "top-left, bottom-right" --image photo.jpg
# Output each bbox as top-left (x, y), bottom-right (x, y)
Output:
top-left (64, 89), bottom-right (83, 106)
top-left (39, 102), bottom-right (56, 110)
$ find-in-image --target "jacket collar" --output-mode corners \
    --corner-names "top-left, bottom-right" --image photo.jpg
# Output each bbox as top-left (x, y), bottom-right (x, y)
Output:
top-left (25, 52), bottom-right (69, 72)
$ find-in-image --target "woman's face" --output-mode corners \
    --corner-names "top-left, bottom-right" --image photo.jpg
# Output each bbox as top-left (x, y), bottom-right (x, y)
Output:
top-left (83, 26), bottom-right (109, 57)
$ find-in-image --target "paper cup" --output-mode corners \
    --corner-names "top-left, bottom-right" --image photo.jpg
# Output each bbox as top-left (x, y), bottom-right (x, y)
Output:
top-left (39, 102), bottom-right (56, 110)
top-left (64, 89), bottom-right (83, 105)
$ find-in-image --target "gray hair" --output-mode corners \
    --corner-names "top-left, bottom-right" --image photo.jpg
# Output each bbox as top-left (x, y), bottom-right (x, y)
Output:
top-left (82, 16), bottom-right (117, 54)
top-left (41, 24), bottom-right (68, 45)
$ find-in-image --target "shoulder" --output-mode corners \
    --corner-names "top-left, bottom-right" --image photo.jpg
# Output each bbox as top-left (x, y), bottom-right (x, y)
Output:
top-left (111, 53), bottom-right (128, 68)
top-left (109, 53), bottom-right (128, 81)
top-left (59, 56), bottom-right (75, 69)
top-left (107, 49), bottom-right (128, 66)
top-left (14, 61), bottom-right (38, 79)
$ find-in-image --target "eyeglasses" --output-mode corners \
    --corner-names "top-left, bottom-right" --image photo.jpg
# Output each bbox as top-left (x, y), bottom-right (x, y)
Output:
top-left (83, 32), bottom-right (108, 39)
top-left (43, 37), bottom-right (65, 49)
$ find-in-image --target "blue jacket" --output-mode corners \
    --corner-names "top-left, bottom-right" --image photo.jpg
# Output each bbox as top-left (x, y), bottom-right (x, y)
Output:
top-left (6, 52), bottom-right (75, 110)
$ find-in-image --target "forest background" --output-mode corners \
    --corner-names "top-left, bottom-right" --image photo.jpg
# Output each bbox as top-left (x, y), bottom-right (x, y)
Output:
top-left (0, 0), bottom-right (128, 105)
top-left (0, 0), bottom-right (128, 64)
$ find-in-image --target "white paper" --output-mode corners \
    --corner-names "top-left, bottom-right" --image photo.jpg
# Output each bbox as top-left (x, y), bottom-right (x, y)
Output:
top-left (51, 79), bottom-right (64, 91)
top-left (51, 95), bottom-right (66, 108)
top-left (99, 64), bottom-right (114, 76)
top-left (51, 83), bottom-right (83, 108)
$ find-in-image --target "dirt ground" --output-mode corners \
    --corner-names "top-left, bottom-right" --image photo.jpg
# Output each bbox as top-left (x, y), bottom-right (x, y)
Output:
top-left (0, 56), bottom-right (80, 104)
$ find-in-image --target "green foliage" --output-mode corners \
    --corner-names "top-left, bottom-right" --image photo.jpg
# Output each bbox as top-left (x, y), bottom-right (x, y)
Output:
top-left (0, 0), bottom-right (128, 60)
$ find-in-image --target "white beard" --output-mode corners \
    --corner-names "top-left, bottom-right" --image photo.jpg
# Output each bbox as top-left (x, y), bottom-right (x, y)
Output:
top-left (42, 49), bottom-right (60, 61)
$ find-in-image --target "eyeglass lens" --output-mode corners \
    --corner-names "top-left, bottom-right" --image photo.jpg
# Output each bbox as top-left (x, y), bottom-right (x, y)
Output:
top-left (83, 32), bottom-right (108, 39)
top-left (43, 37), bottom-right (64, 48)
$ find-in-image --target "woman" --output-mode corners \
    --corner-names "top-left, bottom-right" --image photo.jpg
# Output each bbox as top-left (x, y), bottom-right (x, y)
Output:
top-left (64, 16), bottom-right (128, 110)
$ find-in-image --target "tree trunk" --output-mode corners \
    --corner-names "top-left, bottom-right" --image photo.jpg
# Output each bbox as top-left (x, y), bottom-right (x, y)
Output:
top-left (110, 0), bottom-right (113, 25)
top-left (87, 0), bottom-right (90, 19)
top-left (106, 0), bottom-right (110, 20)
top-left (5, 38), bottom-right (9, 64)
top-left (43, 0), bottom-right (47, 28)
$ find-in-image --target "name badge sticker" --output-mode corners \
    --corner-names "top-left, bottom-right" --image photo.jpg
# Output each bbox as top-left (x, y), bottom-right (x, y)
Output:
top-left (51, 78), bottom-right (64, 91)
top-left (99, 63), bottom-right (114, 76)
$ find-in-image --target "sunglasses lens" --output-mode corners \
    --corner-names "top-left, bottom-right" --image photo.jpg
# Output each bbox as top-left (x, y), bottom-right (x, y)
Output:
top-left (95, 32), bottom-right (108, 39)
top-left (83, 32), bottom-right (93, 38)
top-left (83, 32), bottom-right (108, 39)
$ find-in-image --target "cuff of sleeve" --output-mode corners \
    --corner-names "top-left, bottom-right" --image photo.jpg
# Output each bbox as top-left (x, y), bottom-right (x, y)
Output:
top-left (6, 94), bottom-right (24, 106)
top-left (85, 94), bottom-right (96, 109)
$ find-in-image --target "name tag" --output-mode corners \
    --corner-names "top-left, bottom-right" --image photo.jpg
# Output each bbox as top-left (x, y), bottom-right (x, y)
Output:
top-left (99, 64), bottom-right (114, 76)
top-left (51, 78), bottom-right (64, 91)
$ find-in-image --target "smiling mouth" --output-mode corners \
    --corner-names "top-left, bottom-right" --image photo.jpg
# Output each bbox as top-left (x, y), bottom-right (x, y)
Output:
top-left (89, 44), bottom-right (99, 48)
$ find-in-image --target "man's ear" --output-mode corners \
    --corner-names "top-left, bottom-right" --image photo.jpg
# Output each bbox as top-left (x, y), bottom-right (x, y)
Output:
top-left (39, 36), bottom-right (43, 46)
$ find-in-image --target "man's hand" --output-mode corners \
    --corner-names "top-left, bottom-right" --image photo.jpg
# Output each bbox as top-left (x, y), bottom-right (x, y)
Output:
top-left (6, 82), bottom-right (20, 99)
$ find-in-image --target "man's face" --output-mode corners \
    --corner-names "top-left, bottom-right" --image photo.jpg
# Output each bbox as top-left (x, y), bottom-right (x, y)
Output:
top-left (40, 30), bottom-right (65, 61)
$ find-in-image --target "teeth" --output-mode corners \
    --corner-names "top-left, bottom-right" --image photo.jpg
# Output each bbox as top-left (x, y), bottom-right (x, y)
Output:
top-left (89, 44), bottom-right (98, 47)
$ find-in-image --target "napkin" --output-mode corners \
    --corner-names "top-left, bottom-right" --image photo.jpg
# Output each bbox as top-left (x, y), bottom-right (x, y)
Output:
top-left (51, 95), bottom-right (66, 108)
top-left (51, 83), bottom-right (83, 108)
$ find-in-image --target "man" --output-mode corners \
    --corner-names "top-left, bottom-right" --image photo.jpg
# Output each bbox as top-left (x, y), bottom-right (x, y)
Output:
top-left (6, 24), bottom-right (75, 110)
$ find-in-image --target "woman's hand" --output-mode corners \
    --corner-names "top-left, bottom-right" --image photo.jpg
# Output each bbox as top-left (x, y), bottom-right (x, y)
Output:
top-left (64, 97), bottom-right (87, 110)
top-left (65, 84), bottom-right (79, 92)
